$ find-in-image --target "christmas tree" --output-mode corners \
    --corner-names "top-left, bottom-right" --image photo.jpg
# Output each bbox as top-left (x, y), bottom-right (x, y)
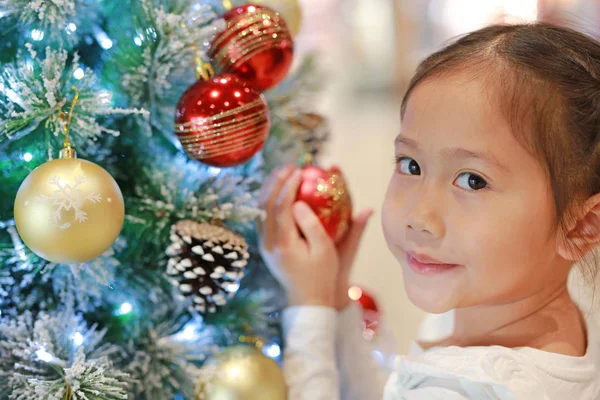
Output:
top-left (0, 0), bottom-right (328, 398)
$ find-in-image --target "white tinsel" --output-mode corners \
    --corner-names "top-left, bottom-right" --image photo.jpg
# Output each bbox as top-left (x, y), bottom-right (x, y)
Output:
top-left (0, 0), bottom-right (97, 47)
top-left (131, 150), bottom-right (264, 231)
top-left (115, 303), bottom-right (213, 399)
top-left (118, 0), bottom-right (224, 130)
top-left (0, 45), bottom-right (147, 150)
top-left (43, 237), bottom-right (126, 313)
top-left (0, 220), bottom-right (124, 314)
top-left (0, 307), bottom-right (129, 399)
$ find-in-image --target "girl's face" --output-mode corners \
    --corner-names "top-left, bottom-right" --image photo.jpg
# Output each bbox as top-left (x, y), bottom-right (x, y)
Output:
top-left (382, 73), bottom-right (571, 314)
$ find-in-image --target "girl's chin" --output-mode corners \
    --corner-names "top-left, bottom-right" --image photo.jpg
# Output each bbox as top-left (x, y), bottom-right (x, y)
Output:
top-left (402, 265), bottom-right (464, 314)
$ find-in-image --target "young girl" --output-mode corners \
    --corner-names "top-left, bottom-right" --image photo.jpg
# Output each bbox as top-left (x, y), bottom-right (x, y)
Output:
top-left (258, 23), bottom-right (600, 399)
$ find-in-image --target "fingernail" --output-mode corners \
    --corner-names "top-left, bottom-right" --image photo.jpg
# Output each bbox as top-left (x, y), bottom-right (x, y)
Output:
top-left (361, 209), bottom-right (374, 222)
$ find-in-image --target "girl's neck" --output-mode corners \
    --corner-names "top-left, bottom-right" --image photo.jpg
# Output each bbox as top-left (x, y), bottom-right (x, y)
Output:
top-left (423, 282), bottom-right (587, 356)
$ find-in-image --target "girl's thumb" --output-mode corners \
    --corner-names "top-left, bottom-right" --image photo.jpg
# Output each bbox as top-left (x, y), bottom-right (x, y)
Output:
top-left (339, 209), bottom-right (374, 258)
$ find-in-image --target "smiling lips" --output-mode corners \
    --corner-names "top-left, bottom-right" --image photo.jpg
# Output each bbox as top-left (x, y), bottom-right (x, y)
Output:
top-left (406, 251), bottom-right (459, 275)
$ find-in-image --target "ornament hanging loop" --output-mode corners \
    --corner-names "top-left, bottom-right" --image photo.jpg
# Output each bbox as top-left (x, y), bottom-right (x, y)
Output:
top-left (195, 57), bottom-right (215, 81)
top-left (179, 22), bottom-right (215, 81)
top-left (64, 381), bottom-right (73, 400)
top-left (59, 86), bottom-right (80, 159)
top-left (239, 335), bottom-right (266, 351)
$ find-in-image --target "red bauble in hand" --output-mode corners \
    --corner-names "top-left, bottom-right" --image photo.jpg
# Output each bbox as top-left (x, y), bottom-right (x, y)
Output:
top-left (175, 73), bottom-right (270, 168)
top-left (296, 164), bottom-right (353, 243)
top-left (209, 4), bottom-right (294, 92)
top-left (349, 286), bottom-right (380, 340)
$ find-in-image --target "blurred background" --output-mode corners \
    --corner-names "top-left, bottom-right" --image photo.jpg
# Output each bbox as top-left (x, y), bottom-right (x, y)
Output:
top-left (291, 0), bottom-right (600, 353)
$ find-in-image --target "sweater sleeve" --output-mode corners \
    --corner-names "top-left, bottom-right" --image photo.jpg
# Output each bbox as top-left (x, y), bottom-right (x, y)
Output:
top-left (336, 303), bottom-right (394, 400)
top-left (400, 388), bottom-right (469, 399)
top-left (282, 306), bottom-right (340, 400)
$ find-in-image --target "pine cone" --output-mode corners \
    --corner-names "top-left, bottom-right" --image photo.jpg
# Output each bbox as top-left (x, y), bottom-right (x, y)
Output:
top-left (289, 112), bottom-right (330, 157)
top-left (166, 220), bottom-right (250, 314)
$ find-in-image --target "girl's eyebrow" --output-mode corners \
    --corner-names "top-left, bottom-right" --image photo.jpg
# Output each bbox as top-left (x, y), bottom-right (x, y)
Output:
top-left (394, 133), bottom-right (510, 173)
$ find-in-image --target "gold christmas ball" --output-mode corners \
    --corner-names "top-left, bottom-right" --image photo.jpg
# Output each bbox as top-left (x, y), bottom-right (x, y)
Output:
top-left (13, 157), bottom-right (124, 264)
top-left (196, 345), bottom-right (287, 400)
top-left (252, 0), bottom-right (303, 35)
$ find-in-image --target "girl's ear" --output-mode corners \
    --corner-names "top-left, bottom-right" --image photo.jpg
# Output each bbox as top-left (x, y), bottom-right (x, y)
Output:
top-left (558, 192), bottom-right (600, 261)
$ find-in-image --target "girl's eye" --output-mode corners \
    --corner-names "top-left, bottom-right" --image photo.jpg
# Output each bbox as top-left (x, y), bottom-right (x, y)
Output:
top-left (397, 157), bottom-right (421, 176)
top-left (454, 172), bottom-right (488, 191)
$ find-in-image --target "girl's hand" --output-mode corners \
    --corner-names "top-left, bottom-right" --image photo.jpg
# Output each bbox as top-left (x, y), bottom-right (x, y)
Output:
top-left (258, 165), bottom-right (375, 308)
top-left (257, 166), bottom-right (339, 307)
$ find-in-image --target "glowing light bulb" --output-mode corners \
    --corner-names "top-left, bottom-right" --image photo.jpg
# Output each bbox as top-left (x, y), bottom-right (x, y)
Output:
top-left (74, 68), bottom-right (84, 80)
top-left (264, 343), bottom-right (281, 358)
top-left (72, 332), bottom-right (84, 346)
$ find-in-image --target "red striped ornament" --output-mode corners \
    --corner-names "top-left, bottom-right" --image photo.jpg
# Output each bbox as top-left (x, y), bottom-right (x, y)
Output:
top-left (209, 4), bottom-right (294, 92)
top-left (175, 73), bottom-right (270, 167)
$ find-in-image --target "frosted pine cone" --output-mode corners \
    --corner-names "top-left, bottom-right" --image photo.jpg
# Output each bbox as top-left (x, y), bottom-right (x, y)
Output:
top-left (166, 220), bottom-right (250, 314)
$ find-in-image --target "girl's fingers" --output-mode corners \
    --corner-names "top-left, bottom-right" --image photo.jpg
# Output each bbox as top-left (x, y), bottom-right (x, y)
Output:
top-left (259, 165), bottom-right (290, 207)
top-left (274, 169), bottom-right (303, 245)
top-left (263, 166), bottom-right (295, 250)
top-left (292, 201), bottom-right (330, 251)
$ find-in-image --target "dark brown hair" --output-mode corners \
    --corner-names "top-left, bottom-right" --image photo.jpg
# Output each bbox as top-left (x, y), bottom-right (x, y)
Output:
top-left (401, 23), bottom-right (600, 276)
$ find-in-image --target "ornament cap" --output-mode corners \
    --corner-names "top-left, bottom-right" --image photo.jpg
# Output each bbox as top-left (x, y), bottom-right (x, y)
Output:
top-left (59, 145), bottom-right (77, 159)
top-left (222, 0), bottom-right (233, 10)
top-left (301, 153), bottom-right (313, 166)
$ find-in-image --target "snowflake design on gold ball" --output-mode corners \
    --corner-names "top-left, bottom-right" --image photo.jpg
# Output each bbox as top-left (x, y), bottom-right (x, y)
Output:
top-left (36, 175), bottom-right (103, 230)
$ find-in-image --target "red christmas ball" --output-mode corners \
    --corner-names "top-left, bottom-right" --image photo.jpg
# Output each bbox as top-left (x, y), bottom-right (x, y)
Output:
top-left (348, 286), bottom-right (380, 339)
top-left (209, 4), bottom-right (294, 92)
top-left (296, 164), bottom-right (353, 243)
top-left (174, 73), bottom-right (270, 168)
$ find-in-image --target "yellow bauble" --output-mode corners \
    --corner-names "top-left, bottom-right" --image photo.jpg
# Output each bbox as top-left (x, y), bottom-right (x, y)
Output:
top-left (252, 0), bottom-right (302, 35)
top-left (196, 345), bottom-right (287, 400)
top-left (13, 157), bottom-right (124, 264)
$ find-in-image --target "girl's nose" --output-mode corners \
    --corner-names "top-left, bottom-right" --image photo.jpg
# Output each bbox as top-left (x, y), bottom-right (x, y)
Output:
top-left (405, 186), bottom-right (445, 242)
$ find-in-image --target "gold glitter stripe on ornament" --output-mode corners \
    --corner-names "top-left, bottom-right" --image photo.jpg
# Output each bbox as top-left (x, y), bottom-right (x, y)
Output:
top-left (177, 114), bottom-right (268, 145)
top-left (212, 20), bottom-right (289, 58)
top-left (176, 108), bottom-right (268, 136)
top-left (176, 112), bottom-right (267, 138)
top-left (211, 25), bottom-right (290, 67)
top-left (183, 124), bottom-right (270, 152)
top-left (226, 11), bottom-right (278, 31)
top-left (182, 123), bottom-right (267, 149)
top-left (226, 35), bottom-right (292, 70)
top-left (176, 105), bottom-right (265, 131)
top-left (186, 135), bottom-right (268, 159)
top-left (179, 122), bottom-right (269, 148)
top-left (216, 34), bottom-right (292, 71)
top-left (175, 99), bottom-right (265, 129)
top-left (183, 120), bottom-right (269, 151)
top-left (210, 19), bottom-right (288, 61)
top-left (211, 11), bottom-right (280, 49)
top-left (201, 139), bottom-right (267, 159)
top-left (212, 13), bottom-right (275, 49)
top-left (175, 98), bottom-right (265, 130)
top-left (185, 135), bottom-right (267, 158)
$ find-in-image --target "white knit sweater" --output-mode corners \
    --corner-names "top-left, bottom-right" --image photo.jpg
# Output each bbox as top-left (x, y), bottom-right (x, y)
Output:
top-left (282, 304), bottom-right (600, 399)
